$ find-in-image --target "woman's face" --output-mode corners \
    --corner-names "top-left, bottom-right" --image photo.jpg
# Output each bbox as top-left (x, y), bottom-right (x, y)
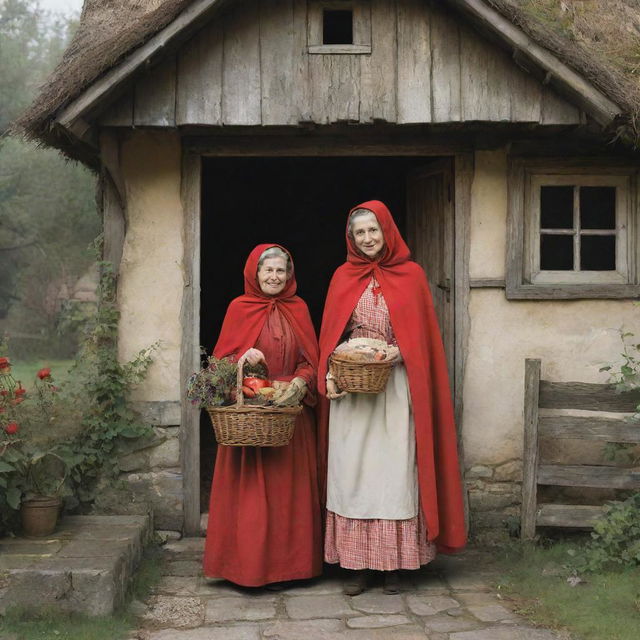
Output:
top-left (352, 213), bottom-right (385, 258)
top-left (257, 256), bottom-right (288, 295)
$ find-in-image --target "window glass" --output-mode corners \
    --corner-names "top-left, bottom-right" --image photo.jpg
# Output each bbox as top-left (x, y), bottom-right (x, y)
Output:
top-left (580, 235), bottom-right (616, 270)
top-left (540, 234), bottom-right (573, 270)
top-left (580, 186), bottom-right (616, 230)
top-left (540, 186), bottom-right (574, 229)
top-left (323, 10), bottom-right (353, 44)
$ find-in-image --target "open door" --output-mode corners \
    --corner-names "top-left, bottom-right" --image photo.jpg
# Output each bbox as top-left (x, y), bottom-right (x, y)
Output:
top-left (406, 159), bottom-right (455, 382)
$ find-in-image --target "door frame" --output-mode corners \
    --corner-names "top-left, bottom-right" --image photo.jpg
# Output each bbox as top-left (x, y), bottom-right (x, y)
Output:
top-left (180, 137), bottom-right (473, 535)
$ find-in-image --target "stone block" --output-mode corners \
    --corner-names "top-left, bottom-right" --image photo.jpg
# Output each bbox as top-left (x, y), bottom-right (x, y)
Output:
top-left (126, 470), bottom-right (184, 530)
top-left (350, 592), bottom-right (404, 614)
top-left (493, 460), bottom-right (523, 482)
top-left (466, 604), bottom-right (519, 622)
top-left (466, 466), bottom-right (493, 479)
top-left (450, 626), bottom-right (561, 640)
top-left (346, 615), bottom-right (412, 629)
top-left (148, 626), bottom-right (260, 640)
top-left (283, 578), bottom-right (344, 596)
top-left (406, 594), bottom-right (460, 615)
top-left (262, 619), bottom-right (344, 638)
top-left (163, 560), bottom-right (202, 577)
top-left (469, 491), bottom-right (517, 512)
top-left (422, 614), bottom-right (482, 634)
top-left (142, 596), bottom-right (204, 629)
top-left (163, 537), bottom-right (204, 557)
top-left (285, 594), bottom-right (361, 619)
top-left (148, 438), bottom-right (180, 468)
top-left (205, 595), bottom-right (276, 622)
top-left (338, 626), bottom-right (428, 639)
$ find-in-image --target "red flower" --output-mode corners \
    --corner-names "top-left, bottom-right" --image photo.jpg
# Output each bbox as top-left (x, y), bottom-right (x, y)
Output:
top-left (0, 390), bottom-right (7, 397)
top-left (0, 357), bottom-right (9, 369)
top-left (14, 387), bottom-right (26, 397)
top-left (4, 422), bottom-right (18, 435)
top-left (11, 397), bottom-right (24, 405)
top-left (37, 368), bottom-right (51, 380)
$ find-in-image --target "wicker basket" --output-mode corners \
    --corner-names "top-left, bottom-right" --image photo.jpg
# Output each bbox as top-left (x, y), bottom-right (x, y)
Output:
top-left (206, 354), bottom-right (301, 447)
top-left (329, 353), bottom-right (395, 394)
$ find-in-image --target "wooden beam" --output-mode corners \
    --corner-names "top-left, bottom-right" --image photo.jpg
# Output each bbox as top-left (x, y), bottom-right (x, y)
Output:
top-left (521, 358), bottom-right (541, 540)
top-left (454, 152), bottom-right (473, 535)
top-left (180, 151), bottom-right (202, 536)
top-left (539, 416), bottom-right (640, 443)
top-left (537, 504), bottom-right (606, 528)
top-left (469, 278), bottom-right (505, 288)
top-left (539, 381), bottom-right (640, 412)
top-left (538, 464), bottom-right (640, 489)
top-left (447, 0), bottom-right (622, 127)
top-left (56, 0), bottom-right (228, 130)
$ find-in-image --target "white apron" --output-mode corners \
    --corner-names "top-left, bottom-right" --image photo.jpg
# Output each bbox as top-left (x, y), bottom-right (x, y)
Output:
top-left (326, 364), bottom-right (418, 520)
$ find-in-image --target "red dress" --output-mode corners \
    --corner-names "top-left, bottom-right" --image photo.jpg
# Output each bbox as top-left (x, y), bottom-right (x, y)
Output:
top-left (203, 245), bottom-right (322, 586)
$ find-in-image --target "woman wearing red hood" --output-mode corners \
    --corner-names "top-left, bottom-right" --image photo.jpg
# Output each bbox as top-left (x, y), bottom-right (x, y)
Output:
top-left (318, 201), bottom-right (466, 596)
top-left (203, 244), bottom-right (322, 588)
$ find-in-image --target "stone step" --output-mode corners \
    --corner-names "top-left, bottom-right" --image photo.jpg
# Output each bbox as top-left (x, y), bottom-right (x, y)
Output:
top-left (0, 514), bottom-right (151, 616)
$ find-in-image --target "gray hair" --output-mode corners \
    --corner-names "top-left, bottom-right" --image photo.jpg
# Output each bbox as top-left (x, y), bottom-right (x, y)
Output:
top-left (258, 246), bottom-right (292, 275)
top-left (348, 208), bottom-right (378, 237)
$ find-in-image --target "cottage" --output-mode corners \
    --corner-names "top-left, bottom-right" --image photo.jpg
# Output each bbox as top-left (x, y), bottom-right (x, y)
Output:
top-left (19, 0), bottom-right (640, 537)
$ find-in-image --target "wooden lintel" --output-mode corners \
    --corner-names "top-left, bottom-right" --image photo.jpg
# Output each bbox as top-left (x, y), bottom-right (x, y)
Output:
top-left (469, 278), bottom-right (505, 288)
top-left (447, 0), bottom-right (622, 126)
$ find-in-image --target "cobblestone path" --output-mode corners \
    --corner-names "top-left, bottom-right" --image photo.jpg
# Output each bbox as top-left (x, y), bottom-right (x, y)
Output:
top-left (131, 538), bottom-right (563, 640)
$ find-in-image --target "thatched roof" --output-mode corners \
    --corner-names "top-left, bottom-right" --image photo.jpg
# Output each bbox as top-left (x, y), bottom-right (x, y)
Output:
top-left (15, 0), bottom-right (640, 152)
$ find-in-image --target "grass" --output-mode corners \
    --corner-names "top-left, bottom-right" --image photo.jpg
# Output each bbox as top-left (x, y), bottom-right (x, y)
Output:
top-left (8, 359), bottom-right (74, 391)
top-left (496, 539), bottom-right (640, 640)
top-left (0, 544), bottom-right (164, 640)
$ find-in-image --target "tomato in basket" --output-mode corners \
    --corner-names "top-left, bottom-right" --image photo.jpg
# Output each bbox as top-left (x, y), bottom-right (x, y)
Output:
top-left (243, 377), bottom-right (271, 393)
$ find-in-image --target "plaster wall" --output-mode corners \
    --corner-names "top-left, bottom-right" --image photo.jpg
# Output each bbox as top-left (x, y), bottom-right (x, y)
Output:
top-left (463, 149), bottom-right (638, 467)
top-left (118, 131), bottom-right (184, 402)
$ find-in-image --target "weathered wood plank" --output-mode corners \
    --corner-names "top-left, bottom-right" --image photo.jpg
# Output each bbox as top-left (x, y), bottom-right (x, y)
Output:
top-left (470, 278), bottom-right (506, 288)
top-left (134, 57), bottom-right (177, 126)
top-left (100, 89), bottom-right (134, 126)
top-left (260, 0), bottom-right (296, 126)
top-left (538, 464), bottom-right (640, 489)
top-left (176, 21), bottom-right (223, 125)
top-left (292, 0), bottom-right (311, 122)
top-left (430, 2), bottom-right (461, 123)
top-left (222, 0), bottom-right (261, 125)
top-left (360, 0), bottom-right (396, 123)
top-left (509, 57), bottom-right (542, 123)
top-left (521, 358), bottom-right (541, 540)
top-left (309, 54), bottom-right (360, 123)
top-left (459, 22), bottom-right (490, 121)
top-left (539, 381), bottom-right (640, 412)
top-left (537, 504), bottom-right (606, 528)
top-left (396, 0), bottom-right (431, 124)
top-left (539, 416), bottom-right (640, 443)
top-left (541, 85), bottom-right (581, 125)
top-left (180, 152), bottom-right (202, 536)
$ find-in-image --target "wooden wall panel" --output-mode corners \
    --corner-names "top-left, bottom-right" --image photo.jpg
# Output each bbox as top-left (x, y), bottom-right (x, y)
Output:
top-left (430, 4), bottom-right (461, 123)
top-left (221, 0), bottom-right (261, 125)
top-left (360, 0), bottom-right (397, 123)
top-left (134, 58), bottom-right (176, 126)
top-left (97, 0), bottom-right (585, 129)
top-left (397, 0), bottom-right (432, 124)
top-left (176, 21), bottom-right (223, 125)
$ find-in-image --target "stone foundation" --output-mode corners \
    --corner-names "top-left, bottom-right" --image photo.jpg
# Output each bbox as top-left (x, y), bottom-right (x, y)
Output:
top-left (465, 460), bottom-right (523, 541)
top-left (92, 401), bottom-right (184, 534)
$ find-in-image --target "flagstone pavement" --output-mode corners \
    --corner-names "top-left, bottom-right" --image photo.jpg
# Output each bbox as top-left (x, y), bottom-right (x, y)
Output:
top-left (131, 538), bottom-right (565, 640)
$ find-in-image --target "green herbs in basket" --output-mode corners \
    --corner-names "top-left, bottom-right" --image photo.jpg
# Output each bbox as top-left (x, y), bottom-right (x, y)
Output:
top-left (187, 355), bottom-right (237, 408)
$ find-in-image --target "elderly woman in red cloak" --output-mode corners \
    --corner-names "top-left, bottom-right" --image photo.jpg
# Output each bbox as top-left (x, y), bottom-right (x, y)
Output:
top-left (203, 244), bottom-right (322, 588)
top-left (318, 201), bottom-right (466, 596)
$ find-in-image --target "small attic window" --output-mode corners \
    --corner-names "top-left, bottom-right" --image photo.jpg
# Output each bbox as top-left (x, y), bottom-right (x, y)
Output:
top-left (308, 1), bottom-right (371, 54)
top-left (323, 10), bottom-right (353, 44)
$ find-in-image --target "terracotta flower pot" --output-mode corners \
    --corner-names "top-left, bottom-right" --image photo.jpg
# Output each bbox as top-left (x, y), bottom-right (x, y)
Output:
top-left (20, 496), bottom-right (62, 537)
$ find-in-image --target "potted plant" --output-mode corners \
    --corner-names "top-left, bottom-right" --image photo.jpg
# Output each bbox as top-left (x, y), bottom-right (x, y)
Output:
top-left (0, 358), bottom-right (72, 536)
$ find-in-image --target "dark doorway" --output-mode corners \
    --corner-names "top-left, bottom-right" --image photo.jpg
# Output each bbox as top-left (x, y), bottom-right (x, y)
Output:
top-left (198, 155), bottom-right (445, 511)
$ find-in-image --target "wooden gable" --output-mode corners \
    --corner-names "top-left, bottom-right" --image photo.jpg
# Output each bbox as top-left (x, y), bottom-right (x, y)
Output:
top-left (98, 0), bottom-right (583, 128)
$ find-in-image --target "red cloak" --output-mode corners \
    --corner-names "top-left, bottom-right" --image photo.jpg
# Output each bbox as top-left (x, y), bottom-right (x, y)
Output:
top-left (318, 202), bottom-right (467, 553)
top-left (203, 244), bottom-right (322, 586)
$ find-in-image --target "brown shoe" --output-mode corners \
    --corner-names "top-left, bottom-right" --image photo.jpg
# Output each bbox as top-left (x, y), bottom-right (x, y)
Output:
top-left (343, 569), bottom-right (367, 596)
top-left (383, 570), bottom-right (400, 594)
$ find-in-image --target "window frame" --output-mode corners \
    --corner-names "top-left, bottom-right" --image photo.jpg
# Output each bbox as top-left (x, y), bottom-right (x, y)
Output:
top-left (307, 0), bottom-right (372, 55)
top-left (507, 158), bottom-right (640, 300)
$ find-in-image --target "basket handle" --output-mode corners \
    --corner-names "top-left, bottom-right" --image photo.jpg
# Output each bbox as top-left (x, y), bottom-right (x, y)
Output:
top-left (235, 353), bottom-right (248, 408)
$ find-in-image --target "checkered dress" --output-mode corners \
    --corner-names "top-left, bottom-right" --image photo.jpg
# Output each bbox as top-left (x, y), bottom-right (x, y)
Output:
top-left (324, 277), bottom-right (437, 571)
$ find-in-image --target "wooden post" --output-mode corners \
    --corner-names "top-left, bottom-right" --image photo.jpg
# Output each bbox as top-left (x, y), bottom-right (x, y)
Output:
top-left (521, 358), bottom-right (541, 540)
